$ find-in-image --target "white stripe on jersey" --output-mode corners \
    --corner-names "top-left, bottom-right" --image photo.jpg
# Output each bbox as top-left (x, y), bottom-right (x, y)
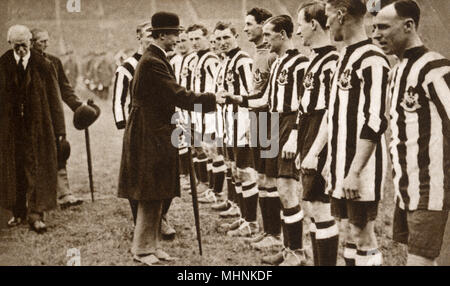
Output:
top-left (388, 46), bottom-right (450, 211)
top-left (327, 40), bottom-right (390, 202)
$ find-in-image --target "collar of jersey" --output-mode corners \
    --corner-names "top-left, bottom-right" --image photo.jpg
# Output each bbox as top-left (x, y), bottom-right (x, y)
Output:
top-left (404, 45), bottom-right (427, 60)
top-left (226, 47), bottom-right (240, 59)
top-left (345, 38), bottom-right (372, 52)
top-left (313, 45), bottom-right (336, 55)
top-left (285, 49), bottom-right (299, 56)
top-left (197, 49), bottom-right (210, 59)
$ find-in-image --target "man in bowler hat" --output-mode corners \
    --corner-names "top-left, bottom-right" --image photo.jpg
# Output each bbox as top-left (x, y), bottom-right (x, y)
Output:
top-left (118, 12), bottom-right (224, 265)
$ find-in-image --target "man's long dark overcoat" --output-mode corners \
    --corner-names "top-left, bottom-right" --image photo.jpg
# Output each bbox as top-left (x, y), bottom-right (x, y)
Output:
top-left (0, 49), bottom-right (66, 212)
top-left (118, 44), bottom-right (216, 201)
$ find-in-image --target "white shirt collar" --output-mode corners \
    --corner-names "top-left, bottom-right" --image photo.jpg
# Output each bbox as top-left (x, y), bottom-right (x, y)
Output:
top-left (14, 50), bottom-right (31, 69)
top-left (151, 43), bottom-right (167, 57)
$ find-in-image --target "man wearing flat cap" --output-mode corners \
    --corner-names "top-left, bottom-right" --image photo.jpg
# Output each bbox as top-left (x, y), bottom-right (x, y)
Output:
top-left (118, 12), bottom-right (224, 265)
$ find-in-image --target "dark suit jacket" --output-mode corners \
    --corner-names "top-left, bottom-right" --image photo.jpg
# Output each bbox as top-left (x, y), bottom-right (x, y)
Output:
top-left (43, 51), bottom-right (83, 112)
top-left (118, 44), bottom-right (216, 201)
top-left (0, 49), bottom-right (65, 212)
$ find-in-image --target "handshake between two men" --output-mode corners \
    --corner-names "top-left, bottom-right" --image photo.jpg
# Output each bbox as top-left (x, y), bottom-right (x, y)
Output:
top-left (214, 91), bottom-right (244, 105)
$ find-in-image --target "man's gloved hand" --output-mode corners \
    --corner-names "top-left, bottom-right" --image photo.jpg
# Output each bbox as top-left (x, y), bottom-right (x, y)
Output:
top-left (56, 135), bottom-right (71, 169)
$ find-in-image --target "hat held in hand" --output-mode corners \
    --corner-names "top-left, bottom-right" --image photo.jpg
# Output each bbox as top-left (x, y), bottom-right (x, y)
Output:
top-left (73, 99), bottom-right (101, 130)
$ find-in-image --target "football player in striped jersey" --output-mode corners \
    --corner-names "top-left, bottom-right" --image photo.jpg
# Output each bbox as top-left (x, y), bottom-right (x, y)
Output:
top-left (294, 0), bottom-right (340, 266)
top-left (227, 15), bottom-right (310, 266)
top-left (325, 0), bottom-right (390, 266)
top-left (373, 0), bottom-right (450, 266)
top-left (186, 24), bottom-right (226, 205)
top-left (213, 22), bottom-right (258, 237)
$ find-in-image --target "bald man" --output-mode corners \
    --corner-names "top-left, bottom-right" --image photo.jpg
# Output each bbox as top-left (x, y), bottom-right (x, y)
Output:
top-left (0, 25), bottom-right (65, 233)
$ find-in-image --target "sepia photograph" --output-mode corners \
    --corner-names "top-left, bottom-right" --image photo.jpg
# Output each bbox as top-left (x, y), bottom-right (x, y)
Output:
top-left (0, 0), bottom-right (449, 268)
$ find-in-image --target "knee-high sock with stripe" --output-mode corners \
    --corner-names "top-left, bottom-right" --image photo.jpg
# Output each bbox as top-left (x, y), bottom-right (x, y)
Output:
top-left (283, 205), bottom-right (304, 251)
top-left (315, 219), bottom-right (339, 266)
top-left (310, 218), bottom-right (319, 266)
top-left (281, 213), bottom-right (289, 249)
top-left (356, 249), bottom-right (382, 266)
top-left (259, 188), bottom-right (268, 233)
top-left (226, 168), bottom-right (236, 203)
top-left (344, 242), bottom-right (357, 266)
top-left (235, 182), bottom-right (246, 219)
top-left (198, 160), bottom-right (208, 184)
top-left (242, 181), bottom-right (258, 222)
top-left (266, 188), bottom-right (281, 236)
top-left (213, 158), bottom-right (226, 194)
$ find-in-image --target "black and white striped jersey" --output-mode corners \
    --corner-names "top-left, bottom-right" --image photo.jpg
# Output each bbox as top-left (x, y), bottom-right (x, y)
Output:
top-left (244, 49), bottom-right (309, 113)
top-left (326, 39), bottom-right (390, 202)
top-left (294, 46), bottom-right (339, 173)
top-left (112, 52), bottom-right (141, 129)
top-left (192, 49), bottom-right (220, 135)
top-left (215, 47), bottom-right (253, 146)
top-left (388, 46), bottom-right (450, 211)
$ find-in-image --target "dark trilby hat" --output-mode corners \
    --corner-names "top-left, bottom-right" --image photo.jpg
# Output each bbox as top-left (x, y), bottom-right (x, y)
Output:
top-left (149, 12), bottom-right (184, 32)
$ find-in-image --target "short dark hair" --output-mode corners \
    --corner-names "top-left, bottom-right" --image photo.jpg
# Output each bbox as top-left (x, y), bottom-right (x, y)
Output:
top-left (394, 0), bottom-right (421, 27)
top-left (370, 0), bottom-right (420, 27)
top-left (214, 21), bottom-right (237, 36)
top-left (326, 0), bottom-right (367, 19)
top-left (298, 1), bottom-right (328, 30)
top-left (265, 15), bottom-right (294, 39)
top-left (187, 24), bottom-right (209, 36)
top-left (247, 7), bottom-right (273, 24)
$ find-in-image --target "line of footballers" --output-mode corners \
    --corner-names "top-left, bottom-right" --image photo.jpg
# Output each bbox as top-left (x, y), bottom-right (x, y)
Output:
top-left (116, 0), bottom-right (449, 266)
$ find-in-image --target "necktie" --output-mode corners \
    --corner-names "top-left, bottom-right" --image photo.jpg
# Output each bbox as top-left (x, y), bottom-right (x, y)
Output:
top-left (18, 57), bottom-right (26, 82)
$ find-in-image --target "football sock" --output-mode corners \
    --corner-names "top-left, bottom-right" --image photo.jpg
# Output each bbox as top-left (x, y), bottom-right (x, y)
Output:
top-left (344, 243), bottom-right (357, 266)
top-left (315, 219), bottom-right (339, 266)
top-left (213, 159), bottom-right (226, 194)
top-left (258, 188), bottom-right (267, 233)
top-left (356, 249), bottom-right (382, 266)
top-left (280, 213), bottom-right (289, 249)
top-left (266, 187), bottom-right (281, 236)
top-left (207, 159), bottom-right (213, 188)
top-left (242, 181), bottom-right (258, 222)
top-left (310, 218), bottom-right (319, 266)
top-left (283, 205), bottom-right (304, 251)
top-left (235, 182), bottom-right (245, 219)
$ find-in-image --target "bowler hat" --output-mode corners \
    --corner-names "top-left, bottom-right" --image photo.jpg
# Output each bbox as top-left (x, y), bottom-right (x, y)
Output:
top-left (73, 100), bottom-right (101, 130)
top-left (149, 12), bottom-right (184, 32)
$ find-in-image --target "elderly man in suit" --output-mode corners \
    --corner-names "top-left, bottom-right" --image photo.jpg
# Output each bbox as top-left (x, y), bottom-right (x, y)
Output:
top-left (30, 28), bottom-right (86, 209)
top-left (118, 12), bottom-right (223, 265)
top-left (0, 25), bottom-right (65, 233)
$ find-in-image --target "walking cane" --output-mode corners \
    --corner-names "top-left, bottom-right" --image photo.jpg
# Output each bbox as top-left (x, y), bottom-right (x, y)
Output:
top-left (84, 128), bottom-right (95, 202)
top-left (187, 146), bottom-right (203, 256)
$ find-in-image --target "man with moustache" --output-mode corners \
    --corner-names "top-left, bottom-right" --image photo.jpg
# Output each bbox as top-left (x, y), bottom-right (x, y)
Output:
top-left (117, 12), bottom-right (222, 266)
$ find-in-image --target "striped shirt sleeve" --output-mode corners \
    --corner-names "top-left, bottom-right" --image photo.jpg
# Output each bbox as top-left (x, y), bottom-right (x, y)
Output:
top-left (423, 63), bottom-right (450, 122)
top-left (237, 58), bottom-right (254, 95)
top-left (112, 65), bottom-right (132, 130)
top-left (359, 56), bottom-right (390, 141)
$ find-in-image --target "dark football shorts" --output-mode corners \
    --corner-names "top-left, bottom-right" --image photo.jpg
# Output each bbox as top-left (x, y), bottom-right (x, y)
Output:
top-left (297, 110), bottom-right (329, 203)
top-left (265, 112), bottom-right (299, 180)
top-left (301, 169), bottom-right (330, 203)
top-left (225, 146), bottom-right (235, 162)
top-left (234, 146), bottom-right (254, 170)
top-left (393, 203), bottom-right (449, 259)
top-left (330, 198), bottom-right (379, 229)
top-left (251, 111), bottom-right (268, 175)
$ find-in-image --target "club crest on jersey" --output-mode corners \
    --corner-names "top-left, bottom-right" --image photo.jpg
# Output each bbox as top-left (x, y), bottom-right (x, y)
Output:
top-left (338, 69), bottom-right (353, 90)
top-left (217, 73), bottom-right (224, 86)
top-left (303, 72), bottom-right (315, 90)
top-left (226, 70), bottom-right (234, 85)
top-left (400, 86), bottom-right (421, 112)
top-left (181, 66), bottom-right (189, 79)
top-left (195, 68), bottom-right (202, 79)
top-left (254, 69), bottom-right (262, 84)
top-left (277, 69), bottom-right (288, 86)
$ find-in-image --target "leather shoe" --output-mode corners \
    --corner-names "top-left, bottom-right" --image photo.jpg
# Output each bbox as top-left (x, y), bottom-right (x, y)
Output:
top-left (7, 217), bottom-right (23, 227)
top-left (29, 220), bottom-right (47, 234)
top-left (133, 254), bottom-right (160, 266)
top-left (155, 249), bottom-right (178, 261)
